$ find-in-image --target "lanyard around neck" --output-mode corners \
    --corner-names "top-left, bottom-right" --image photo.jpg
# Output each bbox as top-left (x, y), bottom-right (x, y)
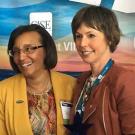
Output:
top-left (75, 59), bottom-right (114, 114)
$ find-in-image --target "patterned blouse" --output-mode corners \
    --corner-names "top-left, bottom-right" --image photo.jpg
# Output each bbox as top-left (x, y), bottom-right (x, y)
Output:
top-left (27, 89), bottom-right (57, 135)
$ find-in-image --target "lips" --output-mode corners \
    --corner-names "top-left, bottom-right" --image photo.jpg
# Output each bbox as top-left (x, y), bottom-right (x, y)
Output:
top-left (21, 61), bottom-right (32, 67)
top-left (80, 50), bottom-right (94, 56)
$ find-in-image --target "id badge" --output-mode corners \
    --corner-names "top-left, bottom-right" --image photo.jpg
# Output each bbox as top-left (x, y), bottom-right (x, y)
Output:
top-left (60, 101), bottom-right (72, 125)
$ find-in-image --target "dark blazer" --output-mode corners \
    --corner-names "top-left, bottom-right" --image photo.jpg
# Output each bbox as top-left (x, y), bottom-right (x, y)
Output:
top-left (70, 63), bottom-right (135, 135)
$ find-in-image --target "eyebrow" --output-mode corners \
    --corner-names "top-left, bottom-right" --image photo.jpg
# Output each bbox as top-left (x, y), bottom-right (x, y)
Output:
top-left (13, 44), bottom-right (38, 48)
top-left (76, 31), bottom-right (95, 35)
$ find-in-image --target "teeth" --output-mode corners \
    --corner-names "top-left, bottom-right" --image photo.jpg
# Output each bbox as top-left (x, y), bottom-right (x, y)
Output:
top-left (22, 62), bottom-right (32, 67)
top-left (81, 51), bottom-right (94, 55)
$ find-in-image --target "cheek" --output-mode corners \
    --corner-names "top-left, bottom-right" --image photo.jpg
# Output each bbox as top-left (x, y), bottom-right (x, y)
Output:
top-left (75, 42), bottom-right (80, 49)
top-left (75, 46), bottom-right (80, 53)
top-left (36, 52), bottom-right (46, 64)
top-left (13, 57), bottom-right (18, 65)
top-left (75, 40), bottom-right (81, 46)
top-left (34, 48), bottom-right (45, 58)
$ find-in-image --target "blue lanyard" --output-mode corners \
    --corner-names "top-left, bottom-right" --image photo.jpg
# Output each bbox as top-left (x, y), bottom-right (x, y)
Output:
top-left (75, 59), bottom-right (114, 114)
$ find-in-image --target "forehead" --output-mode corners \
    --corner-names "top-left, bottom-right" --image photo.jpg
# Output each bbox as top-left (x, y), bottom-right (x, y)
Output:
top-left (14, 31), bottom-right (41, 48)
top-left (76, 23), bottom-right (98, 33)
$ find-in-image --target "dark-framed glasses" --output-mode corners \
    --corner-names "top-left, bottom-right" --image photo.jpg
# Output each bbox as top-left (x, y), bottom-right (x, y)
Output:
top-left (8, 45), bottom-right (43, 57)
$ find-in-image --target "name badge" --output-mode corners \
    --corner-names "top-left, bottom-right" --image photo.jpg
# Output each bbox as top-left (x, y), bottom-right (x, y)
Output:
top-left (60, 101), bottom-right (72, 125)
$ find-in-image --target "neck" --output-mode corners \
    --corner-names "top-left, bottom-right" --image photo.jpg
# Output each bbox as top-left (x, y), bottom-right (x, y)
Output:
top-left (26, 70), bottom-right (51, 93)
top-left (90, 56), bottom-right (111, 77)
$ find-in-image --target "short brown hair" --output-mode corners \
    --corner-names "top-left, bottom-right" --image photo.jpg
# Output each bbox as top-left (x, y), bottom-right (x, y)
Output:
top-left (72, 5), bottom-right (121, 52)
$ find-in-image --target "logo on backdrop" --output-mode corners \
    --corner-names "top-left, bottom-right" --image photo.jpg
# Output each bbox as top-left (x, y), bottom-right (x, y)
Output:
top-left (29, 12), bottom-right (52, 35)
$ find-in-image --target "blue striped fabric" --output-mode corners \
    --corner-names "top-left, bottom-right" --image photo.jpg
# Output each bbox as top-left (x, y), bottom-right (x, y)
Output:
top-left (100, 0), bottom-right (115, 9)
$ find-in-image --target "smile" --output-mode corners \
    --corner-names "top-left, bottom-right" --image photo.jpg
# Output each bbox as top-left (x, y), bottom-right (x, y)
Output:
top-left (81, 50), bottom-right (94, 56)
top-left (22, 62), bottom-right (32, 67)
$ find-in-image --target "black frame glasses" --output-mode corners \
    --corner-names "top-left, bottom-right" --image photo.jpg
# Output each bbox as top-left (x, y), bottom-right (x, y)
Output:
top-left (8, 45), bottom-right (44, 57)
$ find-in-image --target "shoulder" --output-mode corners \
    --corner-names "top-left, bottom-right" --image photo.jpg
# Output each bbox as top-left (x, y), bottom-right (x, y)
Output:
top-left (110, 64), bottom-right (135, 82)
top-left (0, 74), bottom-right (23, 88)
top-left (76, 71), bottom-right (90, 86)
top-left (50, 71), bottom-right (76, 82)
top-left (107, 64), bottom-right (135, 99)
top-left (50, 71), bottom-right (77, 97)
top-left (0, 74), bottom-right (25, 101)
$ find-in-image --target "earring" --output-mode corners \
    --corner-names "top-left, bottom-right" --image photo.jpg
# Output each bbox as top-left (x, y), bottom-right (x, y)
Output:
top-left (109, 41), bottom-right (112, 46)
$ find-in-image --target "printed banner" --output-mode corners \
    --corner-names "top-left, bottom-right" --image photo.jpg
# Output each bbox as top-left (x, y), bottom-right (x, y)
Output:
top-left (0, 0), bottom-right (135, 72)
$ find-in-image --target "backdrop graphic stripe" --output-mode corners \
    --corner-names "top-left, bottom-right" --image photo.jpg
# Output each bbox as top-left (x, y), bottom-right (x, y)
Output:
top-left (100, 0), bottom-right (114, 9)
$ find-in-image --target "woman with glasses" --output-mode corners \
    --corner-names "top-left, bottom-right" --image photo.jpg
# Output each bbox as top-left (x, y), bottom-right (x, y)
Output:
top-left (0, 24), bottom-right (76, 135)
top-left (67, 5), bottom-right (135, 135)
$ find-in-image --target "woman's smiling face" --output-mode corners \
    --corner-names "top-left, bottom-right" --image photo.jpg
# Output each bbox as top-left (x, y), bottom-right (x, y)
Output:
top-left (13, 31), bottom-right (46, 78)
top-left (74, 23), bottom-right (111, 65)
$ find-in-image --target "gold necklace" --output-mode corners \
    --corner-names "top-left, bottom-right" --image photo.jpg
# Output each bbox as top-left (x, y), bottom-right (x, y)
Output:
top-left (27, 87), bottom-right (53, 111)
top-left (27, 78), bottom-right (52, 95)
top-left (27, 86), bottom-right (52, 96)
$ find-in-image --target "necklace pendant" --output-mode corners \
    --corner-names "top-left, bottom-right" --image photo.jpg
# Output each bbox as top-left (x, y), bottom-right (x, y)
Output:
top-left (84, 94), bottom-right (88, 102)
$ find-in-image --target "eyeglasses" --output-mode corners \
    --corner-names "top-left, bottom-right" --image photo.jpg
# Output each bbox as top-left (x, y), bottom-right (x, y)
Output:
top-left (8, 45), bottom-right (44, 57)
